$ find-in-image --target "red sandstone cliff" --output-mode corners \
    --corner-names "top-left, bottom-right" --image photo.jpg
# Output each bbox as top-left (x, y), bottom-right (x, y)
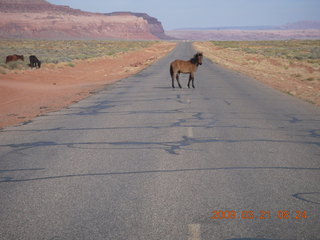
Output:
top-left (105, 12), bottom-right (169, 39)
top-left (0, 0), bottom-right (167, 40)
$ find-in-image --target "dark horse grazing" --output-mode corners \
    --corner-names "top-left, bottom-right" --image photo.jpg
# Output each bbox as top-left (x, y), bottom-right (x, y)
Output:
top-left (170, 52), bottom-right (203, 88)
top-left (29, 55), bottom-right (41, 68)
top-left (5, 54), bottom-right (24, 64)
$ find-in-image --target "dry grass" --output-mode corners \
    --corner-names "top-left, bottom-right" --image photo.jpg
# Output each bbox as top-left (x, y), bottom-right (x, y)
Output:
top-left (0, 40), bottom-right (157, 73)
top-left (194, 40), bottom-right (320, 106)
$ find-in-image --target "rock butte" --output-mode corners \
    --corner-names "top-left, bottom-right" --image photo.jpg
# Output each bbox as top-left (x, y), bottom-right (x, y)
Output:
top-left (0, 0), bottom-right (169, 40)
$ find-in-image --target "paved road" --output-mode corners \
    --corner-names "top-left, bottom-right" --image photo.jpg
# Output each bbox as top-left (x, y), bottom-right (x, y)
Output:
top-left (0, 42), bottom-right (320, 240)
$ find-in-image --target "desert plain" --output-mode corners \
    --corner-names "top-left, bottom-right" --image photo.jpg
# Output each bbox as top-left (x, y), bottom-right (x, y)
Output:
top-left (1, 40), bottom-right (319, 129)
top-left (0, 41), bottom-right (176, 128)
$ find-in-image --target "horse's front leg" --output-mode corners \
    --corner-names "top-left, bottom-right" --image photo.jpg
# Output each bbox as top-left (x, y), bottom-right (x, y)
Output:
top-left (191, 73), bottom-right (195, 88)
top-left (188, 73), bottom-right (195, 88)
top-left (192, 75), bottom-right (195, 88)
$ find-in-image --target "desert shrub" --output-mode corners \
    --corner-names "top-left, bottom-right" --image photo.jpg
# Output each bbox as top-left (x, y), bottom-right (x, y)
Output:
top-left (310, 47), bottom-right (320, 59)
top-left (211, 40), bottom-right (320, 63)
top-left (3, 60), bottom-right (27, 70)
top-left (0, 67), bottom-right (7, 74)
top-left (243, 48), bottom-right (258, 54)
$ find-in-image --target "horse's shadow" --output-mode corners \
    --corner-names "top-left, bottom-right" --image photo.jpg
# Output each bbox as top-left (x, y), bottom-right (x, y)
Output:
top-left (153, 86), bottom-right (173, 89)
top-left (226, 239), bottom-right (276, 240)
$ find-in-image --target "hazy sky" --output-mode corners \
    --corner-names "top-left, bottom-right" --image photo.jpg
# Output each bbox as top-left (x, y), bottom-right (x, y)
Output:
top-left (47, 0), bottom-right (320, 30)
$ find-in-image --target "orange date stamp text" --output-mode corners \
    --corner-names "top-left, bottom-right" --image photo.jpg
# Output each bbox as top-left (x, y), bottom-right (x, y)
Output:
top-left (211, 210), bottom-right (308, 220)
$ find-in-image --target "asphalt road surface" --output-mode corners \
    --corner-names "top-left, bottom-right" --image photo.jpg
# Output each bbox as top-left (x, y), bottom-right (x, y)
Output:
top-left (0, 42), bottom-right (320, 240)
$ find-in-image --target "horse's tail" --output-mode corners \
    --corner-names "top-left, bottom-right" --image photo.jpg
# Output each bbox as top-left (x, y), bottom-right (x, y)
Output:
top-left (170, 63), bottom-right (173, 78)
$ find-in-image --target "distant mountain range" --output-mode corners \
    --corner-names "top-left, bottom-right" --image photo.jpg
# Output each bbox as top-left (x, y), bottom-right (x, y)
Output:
top-left (174, 21), bottom-right (320, 31)
top-left (166, 21), bottom-right (320, 41)
top-left (1, 0), bottom-right (319, 41)
top-left (0, 0), bottom-right (169, 40)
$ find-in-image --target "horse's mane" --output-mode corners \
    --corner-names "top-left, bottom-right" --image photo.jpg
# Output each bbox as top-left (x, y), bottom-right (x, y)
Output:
top-left (189, 52), bottom-right (203, 64)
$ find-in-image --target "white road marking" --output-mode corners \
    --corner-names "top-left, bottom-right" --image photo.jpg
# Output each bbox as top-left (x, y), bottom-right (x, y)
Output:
top-left (187, 127), bottom-right (194, 137)
top-left (188, 224), bottom-right (201, 240)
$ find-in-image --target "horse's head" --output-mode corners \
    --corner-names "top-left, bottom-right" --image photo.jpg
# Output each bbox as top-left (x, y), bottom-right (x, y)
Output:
top-left (196, 52), bottom-right (203, 65)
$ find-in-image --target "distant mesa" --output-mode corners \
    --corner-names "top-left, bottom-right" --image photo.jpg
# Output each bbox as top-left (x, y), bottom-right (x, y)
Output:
top-left (0, 0), bottom-right (170, 40)
top-left (0, 0), bottom-right (49, 3)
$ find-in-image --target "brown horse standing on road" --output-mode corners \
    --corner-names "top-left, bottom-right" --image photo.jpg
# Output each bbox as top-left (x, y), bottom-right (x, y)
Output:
top-left (170, 52), bottom-right (203, 88)
top-left (5, 54), bottom-right (24, 64)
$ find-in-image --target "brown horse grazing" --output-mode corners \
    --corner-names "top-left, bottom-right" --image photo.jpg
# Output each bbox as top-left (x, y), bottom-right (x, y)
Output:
top-left (170, 52), bottom-right (203, 88)
top-left (5, 54), bottom-right (24, 64)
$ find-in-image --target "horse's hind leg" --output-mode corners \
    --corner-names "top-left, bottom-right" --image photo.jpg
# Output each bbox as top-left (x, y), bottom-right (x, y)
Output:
top-left (171, 72), bottom-right (177, 88)
top-left (176, 72), bottom-right (182, 88)
top-left (170, 65), bottom-right (175, 88)
top-left (171, 74), bottom-right (175, 88)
